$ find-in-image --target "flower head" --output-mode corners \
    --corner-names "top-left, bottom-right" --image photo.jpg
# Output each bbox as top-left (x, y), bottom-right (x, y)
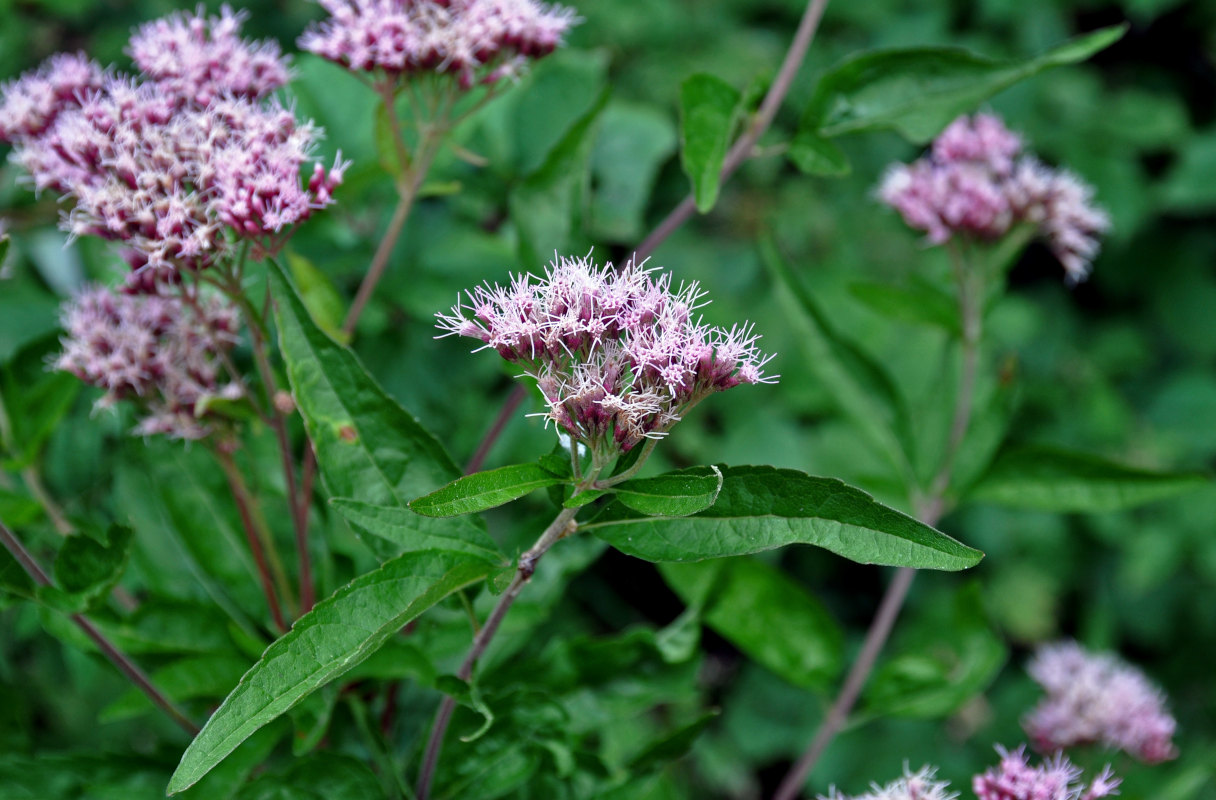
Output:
top-left (1024, 640), bottom-right (1177, 764)
top-left (127, 4), bottom-right (290, 107)
top-left (55, 286), bottom-right (243, 439)
top-left (820, 765), bottom-right (957, 800)
top-left (1, 8), bottom-right (345, 284)
top-left (878, 113), bottom-right (1109, 283)
top-left (299, 0), bottom-right (578, 87)
top-left (438, 254), bottom-right (775, 454)
top-left (973, 746), bottom-right (1119, 800)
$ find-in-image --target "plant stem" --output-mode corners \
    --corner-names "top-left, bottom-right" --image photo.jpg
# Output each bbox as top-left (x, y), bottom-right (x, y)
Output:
top-left (771, 243), bottom-right (986, 800)
top-left (415, 503), bottom-right (582, 800)
top-left (464, 383), bottom-right (527, 474)
top-left (213, 445), bottom-right (288, 633)
top-left (633, 0), bottom-right (831, 264)
top-left (0, 520), bottom-right (199, 736)
top-left (21, 465), bottom-right (73, 536)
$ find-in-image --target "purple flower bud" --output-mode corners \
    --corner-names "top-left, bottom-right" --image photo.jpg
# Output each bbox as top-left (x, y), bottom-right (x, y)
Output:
top-left (973, 746), bottom-right (1119, 800)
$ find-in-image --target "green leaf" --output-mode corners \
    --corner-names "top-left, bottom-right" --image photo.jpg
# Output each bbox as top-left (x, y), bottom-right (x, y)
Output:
top-left (177, 721), bottom-right (286, 800)
top-left (627, 710), bottom-right (719, 773)
top-left (760, 235), bottom-right (913, 477)
top-left (0, 487), bottom-right (42, 528)
top-left (612, 466), bottom-right (723, 517)
top-left (41, 523), bottom-right (133, 613)
top-left (435, 675), bottom-right (496, 743)
top-left (787, 128), bottom-right (850, 176)
top-left (410, 463), bottom-right (567, 518)
top-left (863, 583), bottom-right (1006, 718)
top-left (284, 250), bottom-right (348, 345)
top-left (679, 74), bottom-right (742, 212)
top-left (586, 465), bottom-right (982, 571)
top-left (167, 550), bottom-right (495, 794)
top-left (660, 557), bottom-right (843, 688)
top-left (268, 259), bottom-right (483, 560)
top-left (329, 499), bottom-right (505, 563)
top-left (848, 280), bottom-right (961, 335)
top-left (508, 88), bottom-right (609, 267)
top-left (968, 445), bottom-right (1210, 512)
top-left (589, 103), bottom-right (678, 242)
top-left (373, 101), bottom-right (406, 181)
top-left (802, 25), bottom-right (1127, 142)
top-left (0, 540), bottom-right (36, 603)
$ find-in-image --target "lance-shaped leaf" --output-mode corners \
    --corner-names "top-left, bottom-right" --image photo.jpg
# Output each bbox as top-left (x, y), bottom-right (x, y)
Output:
top-left (680, 74), bottom-right (742, 212)
top-left (787, 128), bottom-right (850, 176)
top-left (967, 446), bottom-right (1210, 512)
top-left (760, 236), bottom-right (913, 478)
top-left (801, 25), bottom-right (1127, 142)
top-left (167, 550), bottom-right (495, 794)
top-left (330, 499), bottom-right (505, 563)
top-left (613, 466), bottom-right (723, 517)
top-left (848, 280), bottom-right (961, 336)
top-left (269, 260), bottom-right (488, 559)
top-left (410, 463), bottom-right (567, 518)
top-left (585, 466), bottom-right (981, 571)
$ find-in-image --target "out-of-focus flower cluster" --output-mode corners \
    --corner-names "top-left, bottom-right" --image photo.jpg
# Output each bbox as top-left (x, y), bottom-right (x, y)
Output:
top-left (299, 0), bottom-right (578, 89)
top-left (823, 749), bottom-right (1118, 800)
top-left (437, 254), bottom-right (775, 455)
top-left (56, 286), bottom-right (243, 440)
top-left (1024, 640), bottom-right (1178, 764)
top-left (878, 113), bottom-right (1109, 283)
top-left (0, 5), bottom-right (345, 284)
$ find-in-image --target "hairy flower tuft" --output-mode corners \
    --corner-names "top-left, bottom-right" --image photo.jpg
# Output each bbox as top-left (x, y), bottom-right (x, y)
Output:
top-left (1024, 640), bottom-right (1177, 764)
top-left (437, 254), bottom-right (775, 454)
top-left (0, 52), bottom-right (105, 142)
top-left (56, 286), bottom-right (243, 439)
top-left (878, 113), bottom-right (1109, 283)
top-left (299, 0), bottom-right (578, 87)
top-left (973, 746), bottom-right (1119, 800)
top-left (128, 4), bottom-right (290, 106)
top-left (820, 765), bottom-right (957, 800)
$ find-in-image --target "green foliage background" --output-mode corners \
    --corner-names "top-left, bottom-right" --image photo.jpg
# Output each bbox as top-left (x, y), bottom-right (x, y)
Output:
top-left (2, 0), bottom-right (1215, 797)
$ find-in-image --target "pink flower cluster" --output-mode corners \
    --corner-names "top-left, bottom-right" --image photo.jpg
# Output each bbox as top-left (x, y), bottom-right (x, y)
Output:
top-left (128, 5), bottom-right (290, 107)
top-left (56, 287), bottom-right (243, 439)
top-left (973, 746), bottom-right (1119, 800)
top-left (878, 114), bottom-right (1109, 283)
top-left (437, 254), bottom-right (775, 454)
top-left (0, 6), bottom-right (345, 283)
top-left (299, 0), bottom-right (578, 88)
top-left (821, 765), bottom-right (956, 800)
top-left (1024, 640), bottom-right (1177, 763)
top-left (825, 750), bottom-right (1118, 800)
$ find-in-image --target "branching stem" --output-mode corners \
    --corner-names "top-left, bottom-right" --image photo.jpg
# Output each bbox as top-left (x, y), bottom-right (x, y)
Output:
top-left (0, 520), bottom-right (199, 736)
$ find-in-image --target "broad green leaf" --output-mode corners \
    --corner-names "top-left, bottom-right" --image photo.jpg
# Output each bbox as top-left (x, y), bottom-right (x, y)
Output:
top-left (2, 339), bottom-right (81, 468)
top-left (848, 280), bottom-right (961, 335)
top-left (760, 235), bottom-right (913, 478)
top-left (284, 250), bottom-right (347, 345)
top-left (679, 74), bottom-right (742, 212)
top-left (968, 446), bottom-right (1210, 512)
top-left (177, 722), bottom-right (287, 800)
top-left (167, 550), bottom-right (495, 793)
top-left (40, 523), bottom-right (133, 613)
top-left (1162, 128), bottom-right (1216, 212)
top-left (787, 128), bottom-right (850, 176)
top-left (410, 463), bottom-right (567, 518)
top-left (102, 601), bottom-right (237, 656)
top-left (613, 466), bottom-right (723, 517)
top-left (586, 465), bottom-right (981, 571)
top-left (268, 260), bottom-right (482, 559)
top-left (101, 655), bottom-right (250, 722)
top-left (329, 499), bottom-right (505, 563)
top-left (435, 675), bottom-right (496, 743)
top-left (862, 582), bottom-right (1006, 718)
top-left (802, 25), bottom-right (1127, 142)
top-left (589, 103), bottom-right (678, 241)
top-left (660, 557), bottom-right (842, 688)
top-left (0, 281), bottom-right (59, 367)
top-left (234, 752), bottom-right (386, 800)
top-left (508, 88), bottom-right (608, 267)
top-left (0, 488), bottom-right (41, 527)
